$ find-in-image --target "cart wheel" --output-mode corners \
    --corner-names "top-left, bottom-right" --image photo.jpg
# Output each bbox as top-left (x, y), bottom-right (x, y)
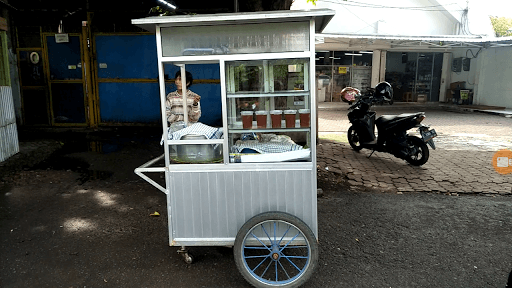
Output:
top-left (234, 212), bottom-right (318, 288)
top-left (178, 247), bottom-right (194, 264)
top-left (183, 253), bottom-right (194, 264)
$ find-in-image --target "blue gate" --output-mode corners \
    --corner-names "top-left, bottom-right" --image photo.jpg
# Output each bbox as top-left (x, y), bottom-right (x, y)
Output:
top-left (94, 34), bottom-right (222, 126)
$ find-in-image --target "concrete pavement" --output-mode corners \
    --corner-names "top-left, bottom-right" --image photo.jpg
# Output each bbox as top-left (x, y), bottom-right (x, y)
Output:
top-left (317, 102), bottom-right (512, 195)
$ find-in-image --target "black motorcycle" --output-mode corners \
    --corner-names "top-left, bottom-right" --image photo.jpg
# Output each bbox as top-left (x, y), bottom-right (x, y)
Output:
top-left (347, 82), bottom-right (437, 166)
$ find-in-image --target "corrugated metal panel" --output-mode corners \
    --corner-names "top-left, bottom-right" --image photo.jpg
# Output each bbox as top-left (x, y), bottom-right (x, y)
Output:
top-left (168, 169), bottom-right (316, 245)
top-left (0, 86), bottom-right (19, 163)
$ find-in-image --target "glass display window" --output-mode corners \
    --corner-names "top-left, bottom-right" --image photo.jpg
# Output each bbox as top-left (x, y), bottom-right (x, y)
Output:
top-left (225, 58), bottom-right (312, 163)
top-left (162, 63), bottom-right (224, 164)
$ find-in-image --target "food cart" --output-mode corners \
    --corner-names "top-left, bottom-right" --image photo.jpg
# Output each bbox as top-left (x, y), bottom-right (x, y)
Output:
top-left (132, 9), bottom-right (334, 287)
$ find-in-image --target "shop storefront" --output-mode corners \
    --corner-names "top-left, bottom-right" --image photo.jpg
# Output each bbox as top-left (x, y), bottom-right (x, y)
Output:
top-left (312, 34), bottom-right (506, 104)
top-left (315, 51), bottom-right (373, 102)
top-left (385, 52), bottom-right (443, 103)
top-left (315, 50), bottom-right (444, 103)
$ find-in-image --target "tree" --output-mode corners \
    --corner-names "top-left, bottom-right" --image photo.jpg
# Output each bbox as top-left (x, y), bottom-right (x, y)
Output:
top-left (490, 16), bottom-right (512, 37)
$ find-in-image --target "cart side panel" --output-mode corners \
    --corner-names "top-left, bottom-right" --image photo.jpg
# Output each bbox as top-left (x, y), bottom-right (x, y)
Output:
top-left (169, 169), bottom-right (316, 246)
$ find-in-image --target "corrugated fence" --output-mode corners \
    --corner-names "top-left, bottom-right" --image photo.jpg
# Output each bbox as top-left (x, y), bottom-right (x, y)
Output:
top-left (0, 86), bottom-right (19, 162)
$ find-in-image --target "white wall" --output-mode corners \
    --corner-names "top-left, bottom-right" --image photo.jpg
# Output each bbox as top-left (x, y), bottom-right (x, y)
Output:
top-left (292, 0), bottom-right (462, 36)
top-left (449, 48), bottom-right (479, 91)
top-left (474, 47), bottom-right (512, 108)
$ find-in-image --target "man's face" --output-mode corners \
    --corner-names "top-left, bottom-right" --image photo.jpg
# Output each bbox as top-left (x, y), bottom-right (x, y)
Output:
top-left (175, 76), bottom-right (182, 88)
top-left (175, 76), bottom-right (189, 89)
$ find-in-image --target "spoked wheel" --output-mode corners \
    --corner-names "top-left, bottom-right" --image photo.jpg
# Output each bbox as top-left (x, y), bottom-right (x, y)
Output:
top-left (234, 212), bottom-right (318, 288)
top-left (347, 126), bottom-right (363, 152)
top-left (405, 136), bottom-right (429, 166)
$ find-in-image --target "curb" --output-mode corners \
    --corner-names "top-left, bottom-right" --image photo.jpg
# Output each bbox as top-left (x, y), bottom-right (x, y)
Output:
top-left (439, 105), bottom-right (512, 118)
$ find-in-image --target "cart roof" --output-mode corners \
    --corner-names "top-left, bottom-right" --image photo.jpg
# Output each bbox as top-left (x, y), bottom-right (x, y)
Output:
top-left (132, 9), bottom-right (335, 33)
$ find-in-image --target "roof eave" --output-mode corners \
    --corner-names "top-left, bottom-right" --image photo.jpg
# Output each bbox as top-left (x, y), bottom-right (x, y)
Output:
top-left (132, 9), bottom-right (335, 33)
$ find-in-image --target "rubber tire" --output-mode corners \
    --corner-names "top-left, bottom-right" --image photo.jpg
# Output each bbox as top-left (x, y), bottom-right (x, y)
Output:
top-left (347, 126), bottom-right (363, 152)
top-left (234, 212), bottom-right (318, 288)
top-left (405, 136), bottom-right (429, 166)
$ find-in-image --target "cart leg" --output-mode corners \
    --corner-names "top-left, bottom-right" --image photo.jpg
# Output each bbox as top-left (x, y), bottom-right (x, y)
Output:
top-left (177, 246), bottom-right (194, 264)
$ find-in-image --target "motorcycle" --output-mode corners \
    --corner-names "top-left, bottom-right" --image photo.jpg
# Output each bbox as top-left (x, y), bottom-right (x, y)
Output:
top-left (347, 82), bottom-right (437, 166)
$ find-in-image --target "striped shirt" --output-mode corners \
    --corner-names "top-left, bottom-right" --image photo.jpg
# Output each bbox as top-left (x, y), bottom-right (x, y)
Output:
top-left (165, 90), bottom-right (201, 124)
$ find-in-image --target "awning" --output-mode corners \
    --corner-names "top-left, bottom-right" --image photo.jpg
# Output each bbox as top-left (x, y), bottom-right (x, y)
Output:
top-left (316, 33), bottom-right (512, 51)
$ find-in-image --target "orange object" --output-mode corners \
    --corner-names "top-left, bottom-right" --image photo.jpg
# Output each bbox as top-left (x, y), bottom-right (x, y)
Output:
top-left (255, 111), bottom-right (268, 128)
top-left (241, 111), bottom-right (253, 129)
top-left (299, 109), bottom-right (310, 127)
top-left (270, 110), bottom-right (282, 128)
top-left (284, 110), bottom-right (297, 128)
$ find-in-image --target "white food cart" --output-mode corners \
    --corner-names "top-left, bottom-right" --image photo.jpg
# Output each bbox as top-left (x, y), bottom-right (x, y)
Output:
top-left (133, 9), bottom-right (334, 288)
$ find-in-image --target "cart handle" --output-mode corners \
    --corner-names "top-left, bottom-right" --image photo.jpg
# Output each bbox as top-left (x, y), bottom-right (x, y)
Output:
top-left (134, 154), bottom-right (168, 194)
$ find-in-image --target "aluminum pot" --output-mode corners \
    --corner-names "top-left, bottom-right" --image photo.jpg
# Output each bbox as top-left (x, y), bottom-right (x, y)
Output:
top-left (176, 134), bottom-right (223, 163)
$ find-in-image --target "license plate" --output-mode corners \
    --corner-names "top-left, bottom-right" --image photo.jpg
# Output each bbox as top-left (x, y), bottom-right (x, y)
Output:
top-left (421, 129), bottom-right (437, 142)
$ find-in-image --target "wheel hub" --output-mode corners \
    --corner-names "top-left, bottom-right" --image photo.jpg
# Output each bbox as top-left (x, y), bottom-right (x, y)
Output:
top-left (272, 252), bottom-right (279, 260)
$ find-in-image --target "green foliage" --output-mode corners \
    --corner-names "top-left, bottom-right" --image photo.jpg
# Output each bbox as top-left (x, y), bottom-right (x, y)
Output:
top-left (490, 16), bottom-right (512, 37)
top-left (149, 6), bottom-right (174, 16)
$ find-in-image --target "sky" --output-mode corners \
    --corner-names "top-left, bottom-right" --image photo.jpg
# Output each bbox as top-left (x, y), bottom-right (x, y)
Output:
top-left (291, 0), bottom-right (510, 36)
top-left (471, 0), bottom-right (512, 18)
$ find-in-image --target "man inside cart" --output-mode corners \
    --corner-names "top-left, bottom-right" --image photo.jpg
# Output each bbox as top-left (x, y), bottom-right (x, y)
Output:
top-left (165, 70), bottom-right (202, 131)
top-left (161, 70), bottom-right (224, 146)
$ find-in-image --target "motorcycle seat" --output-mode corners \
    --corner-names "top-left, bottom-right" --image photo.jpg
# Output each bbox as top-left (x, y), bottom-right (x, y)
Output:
top-left (376, 112), bottom-right (423, 126)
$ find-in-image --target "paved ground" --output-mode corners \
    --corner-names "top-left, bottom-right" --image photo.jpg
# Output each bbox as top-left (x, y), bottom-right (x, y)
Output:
top-left (1, 126), bottom-right (511, 288)
top-left (1, 103), bottom-right (511, 198)
top-left (317, 102), bottom-right (512, 195)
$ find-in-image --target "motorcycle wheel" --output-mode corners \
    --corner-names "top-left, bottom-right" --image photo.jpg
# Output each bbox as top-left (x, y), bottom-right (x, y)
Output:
top-left (405, 136), bottom-right (429, 166)
top-left (348, 127), bottom-right (363, 152)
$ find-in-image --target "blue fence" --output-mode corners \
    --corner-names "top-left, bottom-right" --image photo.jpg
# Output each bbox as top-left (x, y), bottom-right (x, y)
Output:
top-left (95, 35), bottom-right (222, 126)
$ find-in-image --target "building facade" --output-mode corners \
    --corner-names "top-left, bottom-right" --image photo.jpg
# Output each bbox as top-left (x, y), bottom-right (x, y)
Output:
top-left (293, 0), bottom-right (512, 108)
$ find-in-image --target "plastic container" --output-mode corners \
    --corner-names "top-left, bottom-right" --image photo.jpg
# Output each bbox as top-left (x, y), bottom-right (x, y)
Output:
top-left (299, 109), bottom-right (310, 128)
top-left (255, 110), bottom-right (268, 129)
top-left (284, 110), bottom-right (297, 128)
top-left (270, 110), bottom-right (282, 128)
top-left (241, 111), bottom-right (254, 129)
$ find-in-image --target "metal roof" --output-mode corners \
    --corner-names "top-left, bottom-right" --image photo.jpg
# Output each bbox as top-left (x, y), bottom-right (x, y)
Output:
top-left (132, 9), bottom-right (335, 33)
top-left (316, 33), bottom-right (512, 51)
